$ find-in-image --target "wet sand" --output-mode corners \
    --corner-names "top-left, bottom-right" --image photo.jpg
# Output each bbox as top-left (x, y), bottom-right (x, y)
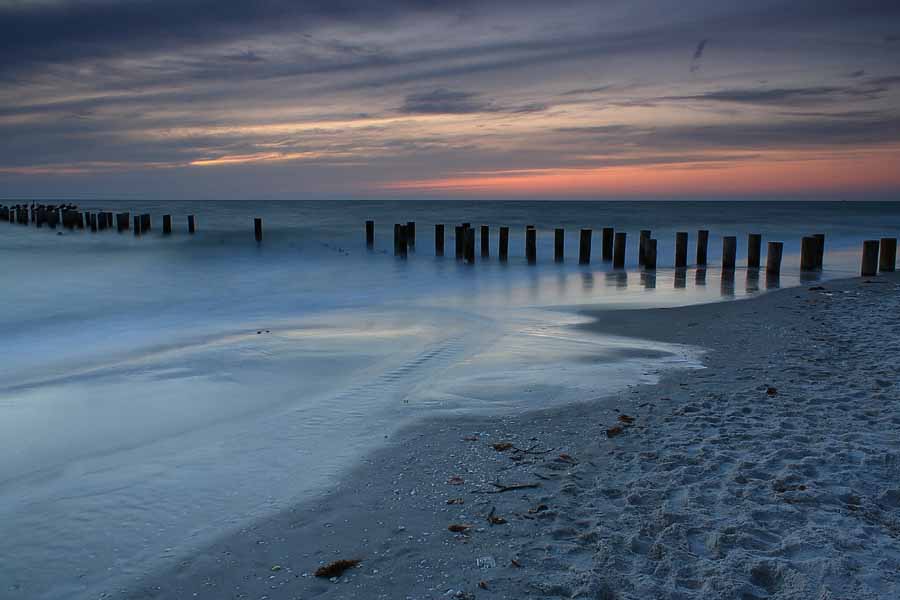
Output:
top-left (124, 273), bottom-right (900, 600)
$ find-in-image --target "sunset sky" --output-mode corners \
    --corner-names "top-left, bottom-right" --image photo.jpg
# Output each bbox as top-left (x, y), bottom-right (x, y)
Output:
top-left (2, 0), bottom-right (900, 200)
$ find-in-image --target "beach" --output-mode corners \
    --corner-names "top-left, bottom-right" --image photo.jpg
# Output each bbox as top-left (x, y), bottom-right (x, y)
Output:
top-left (120, 272), bottom-right (900, 599)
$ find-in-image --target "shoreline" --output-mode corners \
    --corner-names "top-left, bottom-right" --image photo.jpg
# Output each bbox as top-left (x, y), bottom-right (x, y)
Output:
top-left (125, 273), bottom-right (900, 599)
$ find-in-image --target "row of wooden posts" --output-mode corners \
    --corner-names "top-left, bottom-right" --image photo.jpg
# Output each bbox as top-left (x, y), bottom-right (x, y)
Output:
top-left (1, 203), bottom-right (197, 236)
top-left (363, 221), bottom-right (898, 277)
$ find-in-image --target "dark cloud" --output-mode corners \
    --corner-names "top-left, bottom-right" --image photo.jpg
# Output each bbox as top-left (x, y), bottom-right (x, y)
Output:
top-left (690, 39), bottom-right (708, 73)
top-left (848, 69), bottom-right (866, 78)
top-left (400, 89), bottom-right (492, 114)
top-left (662, 84), bottom-right (888, 106)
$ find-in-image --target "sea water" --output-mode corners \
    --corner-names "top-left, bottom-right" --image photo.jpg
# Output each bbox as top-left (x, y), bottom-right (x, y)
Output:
top-left (0, 200), bottom-right (896, 599)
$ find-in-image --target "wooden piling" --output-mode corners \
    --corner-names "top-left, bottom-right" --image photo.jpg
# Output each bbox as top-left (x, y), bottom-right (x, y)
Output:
top-left (814, 233), bottom-right (825, 269)
top-left (766, 241), bottom-right (783, 275)
top-left (578, 229), bottom-right (592, 265)
top-left (141, 214), bottom-right (151, 232)
top-left (499, 226), bottom-right (509, 262)
top-left (675, 231), bottom-right (688, 268)
top-left (435, 224), bottom-right (444, 256)
top-left (880, 237), bottom-right (897, 272)
top-left (365, 220), bottom-right (374, 248)
top-left (394, 224), bottom-right (401, 256)
top-left (97, 212), bottom-right (107, 231)
top-left (406, 221), bottom-right (416, 248)
top-left (601, 227), bottom-right (614, 261)
top-left (526, 227), bottom-right (536, 264)
top-left (747, 233), bottom-right (761, 269)
top-left (644, 238), bottom-right (657, 270)
top-left (188, 215), bottom-right (196, 234)
top-left (90, 213), bottom-right (97, 232)
top-left (465, 227), bottom-right (475, 263)
top-left (722, 236), bottom-right (737, 271)
top-left (117, 212), bottom-right (130, 232)
top-left (696, 230), bottom-right (709, 266)
top-left (613, 232), bottom-right (626, 268)
top-left (398, 225), bottom-right (408, 258)
top-left (861, 240), bottom-right (879, 276)
top-left (638, 230), bottom-right (651, 265)
top-left (163, 215), bottom-right (172, 235)
top-left (454, 226), bottom-right (464, 259)
top-left (800, 236), bottom-right (817, 271)
top-left (554, 228), bottom-right (564, 263)
top-left (254, 217), bottom-right (262, 243)
top-left (481, 225), bottom-right (490, 258)
top-left (134, 216), bottom-right (141, 236)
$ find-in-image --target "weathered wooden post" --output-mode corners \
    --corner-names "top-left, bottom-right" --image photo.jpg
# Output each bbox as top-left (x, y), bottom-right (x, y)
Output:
top-left (613, 232), bottom-right (626, 268)
top-left (747, 233), bottom-right (761, 269)
top-left (579, 229), bottom-right (592, 265)
top-left (134, 216), bottom-right (141, 236)
top-left (481, 225), bottom-right (490, 258)
top-left (90, 213), bottom-right (97, 232)
top-left (638, 230), bottom-right (651, 266)
top-left (394, 224), bottom-right (401, 255)
top-left (406, 221), bottom-right (416, 248)
top-left (97, 212), bottom-right (107, 231)
top-left (105, 212), bottom-right (113, 229)
top-left (602, 227), bottom-right (614, 261)
top-left (814, 233), bottom-right (825, 269)
top-left (117, 212), bottom-right (129, 232)
top-left (435, 224), bottom-right (444, 256)
top-left (163, 215), bottom-right (172, 235)
top-left (766, 241), bottom-right (783, 275)
top-left (188, 215), bottom-right (196, 234)
top-left (499, 226), bottom-right (509, 262)
top-left (141, 214), bottom-right (151, 232)
top-left (465, 227), bottom-right (475, 263)
top-left (861, 240), bottom-right (879, 276)
top-left (554, 228), bottom-right (564, 262)
top-left (722, 236), bottom-right (737, 271)
top-left (696, 230), bottom-right (709, 266)
top-left (526, 227), bottom-right (537, 264)
top-left (880, 237), bottom-right (897, 272)
top-left (454, 226), bottom-right (464, 259)
top-left (365, 220), bottom-right (374, 248)
top-left (644, 238), bottom-right (657, 270)
top-left (398, 225), bottom-right (409, 258)
top-left (254, 218), bottom-right (262, 243)
top-left (675, 231), bottom-right (688, 268)
top-left (800, 236), bottom-right (817, 271)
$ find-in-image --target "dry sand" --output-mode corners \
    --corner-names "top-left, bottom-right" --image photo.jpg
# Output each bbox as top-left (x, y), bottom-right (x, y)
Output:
top-left (125, 273), bottom-right (900, 600)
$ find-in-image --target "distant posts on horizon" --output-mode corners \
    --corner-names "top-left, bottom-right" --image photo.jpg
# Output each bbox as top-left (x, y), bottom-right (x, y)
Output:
top-left (188, 215), bottom-right (196, 234)
top-left (861, 240), bottom-right (879, 276)
top-left (554, 228), bottom-right (564, 263)
top-left (722, 236), bottom-right (737, 271)
top-left (766, 241), bottom-right (783, 275)
top-left (435, 224), bottom-right (444, 256)
top-left (526, 227), bottom-right (537, 264)
top-left (675, 231), bottom-right (688, 268)
top-left (406, 221), bottom-right (416, 249)
top-left (117, 212), bottom-right (129, 233)
top-left (499, 226), bottom-right (509, 262)
top-left (880, 237), bottom-right (897, 273)
top-left (613, 232), bottom-right (626, 269)
top-left (800, 236), bottom-right (817, 271)
top-left (579, 229), bottom-right (592, 265)
top-left (134, 215), bottom-right (141, 236)
top-left (90, 213), bottom-right (97, 233)
top-left (644, 238), bottom-right (658, 270)
top-left (141, 214), bottom-right (151, 233)
top-left (454, 226), bottom-right (464, 259)
top-left (696, 229), bottom-right (709, 266)
top-left (747, 233), bottom-right (762, 269)
top-left (814, 233), bottom-right (825, 269)
top-left (638, 229), bottom-right (651, 266)
top-left (465, 227), bottom-right (475, 264)
top-left (481, 225), bottom-right (490, 258)
top-left (163, 215), bottom-right (172, 235)
top-left (601, 227), bottom-right (614, 261)
top-left (365, 220), bottom-right (374, 248)
top-left (254, 217), bottom-right (263, 243)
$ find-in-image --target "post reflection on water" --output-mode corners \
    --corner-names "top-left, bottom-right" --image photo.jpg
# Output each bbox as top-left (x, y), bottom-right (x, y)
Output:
top-left (695, 268), bottom-right (707, 286)
top-left (606, 270), bottom-right (628, 289)
top-left (640, 271), bottom-right (656, 290)
top-left (674, 268), bottom-right (687, 289)
top-left (746, 269), bottom-right (760, 293)
top-left (720, 269), bottom-right (736, 297)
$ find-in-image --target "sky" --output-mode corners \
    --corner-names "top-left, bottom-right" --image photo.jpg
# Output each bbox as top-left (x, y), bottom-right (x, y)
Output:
top-left (1, 0), bottom-right (900, 200)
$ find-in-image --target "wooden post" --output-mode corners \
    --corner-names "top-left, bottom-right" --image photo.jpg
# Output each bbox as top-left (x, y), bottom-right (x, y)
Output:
top-left (406, 221), bottom-right (416, 248)
top-left (134, 216), bottom-right (141, 236)
top-left (675, 231), bottom-right (688, 268)
top-left (394, 224), bottom-right (401, 256)
top-left (435, 224), bottom-right (444, 256)
top-left (188, 215), bottom-right (196, 234)
top-left (554, 228), bottom-right (564, 263)
top-left (722, 236), bottom-right (737, 271)
top-left (747, 233), bottom-right (761, 269)
top-left (141, 214), bottom-right (151, 232)
top-left (766, 241), bottom-right (783, 275)
top-left (454, 226), bottom-right (464, 259)
top-left (254, 218), bottom-right (262, 243)
top-left (97, 212), bottom-right (106, 231)
top-left (579, 229), bottom-right (592, 265)
top-left (644, 238), bottom-right (657, 270)
top-left (638, 230), bottom-right (651, 265)
top-left (800, 236), bottom-right (817, 271)
top-left (814, 233), bottom-right (825, 269)
top-left (481, 225), bottom-right (490, 258)
top-left (398, 225), bottom-right (408, 258)
top-left (880, 237), bottom-right (897, 272)
top-left (465, 227), bottom-right (475, 263)
top-left (602, 227), bottom-right (614, 261)
top-left (526, 227), bottom-right (536, 264)
top-left (80, 212), bottom-right (87, 229)
top-left (90, 213), bottom-right (97, 232)
top-left (696, 230), bottom-right (709, 266)
top-left (117, 212), bottom-right (129, 232)
top-left (365, 220), bottom-right (374, 248)
top-left (861, 240), bottom-right (879, 276)
top-left (499, 226), bottom-right (509, 262)
top-left (613, 232), bottom-right (626, 268)
top-left (105, 212), bottom-right (113, 229)
top-left (163, 215), bottom-right (172, 235)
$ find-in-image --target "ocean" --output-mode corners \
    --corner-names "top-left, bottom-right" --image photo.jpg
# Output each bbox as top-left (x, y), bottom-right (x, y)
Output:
top-left (1, 199), bottom-right (897, 599)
